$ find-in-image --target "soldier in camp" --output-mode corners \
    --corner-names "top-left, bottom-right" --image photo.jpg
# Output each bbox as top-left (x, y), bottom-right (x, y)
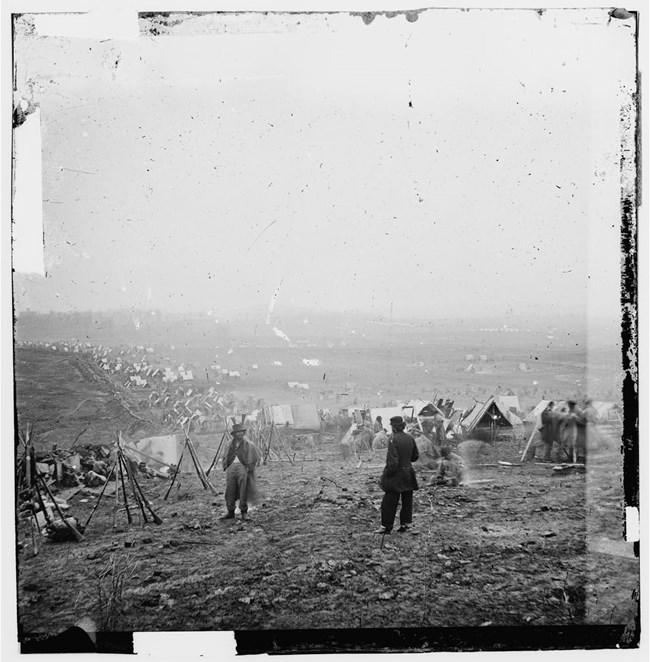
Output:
top-left (373, 415), bottom-right (384, 434)
top-left (377, 416), bottom-right (419, 534)
top-left (432, 412), bottom-right (447, 447)
top-left (538, 401), bottom-right (558, 462)
top-left (561, 400), bottom-right (587, 464)
top-left (582, 399), bottom-right (601, 451)
top-left (220, 423), bottom-right (261, 521)
top-left (433, 446), bottom-right (465, 486)
top-left (372, 427), bottom-right (389, 451)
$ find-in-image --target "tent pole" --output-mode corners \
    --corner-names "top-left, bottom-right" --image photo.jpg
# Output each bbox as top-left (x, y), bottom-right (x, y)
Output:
top-left (520, 424), bottom-right (538, 462)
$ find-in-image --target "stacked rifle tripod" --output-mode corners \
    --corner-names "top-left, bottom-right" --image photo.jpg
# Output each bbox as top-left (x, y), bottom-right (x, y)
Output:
top-left (84, 432), bottom-right (163, 530)
top-left (164, 423), bottom-right (218, 499)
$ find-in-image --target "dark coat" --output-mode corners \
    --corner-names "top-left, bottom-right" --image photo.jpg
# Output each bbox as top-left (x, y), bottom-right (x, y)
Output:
top-left (380, 431), bottom-right (419, 493)
top-left (223, 437), bottom-right (260, 472)
top-left (539, 407), bottom-right (558, 444)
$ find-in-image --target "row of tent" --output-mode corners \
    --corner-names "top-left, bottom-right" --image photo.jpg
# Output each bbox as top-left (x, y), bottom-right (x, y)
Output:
top-left (343, 395), bottom-right (621, 437)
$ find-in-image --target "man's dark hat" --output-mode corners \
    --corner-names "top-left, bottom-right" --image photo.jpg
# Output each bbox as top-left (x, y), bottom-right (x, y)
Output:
top-left (231, 423), bottom-right (247, 434)
top-left (389, 416), bottom-right (404, 426)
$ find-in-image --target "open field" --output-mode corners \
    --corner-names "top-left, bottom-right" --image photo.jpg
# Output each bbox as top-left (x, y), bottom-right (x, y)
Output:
top-left (13, 344), bottom-right (638, 649)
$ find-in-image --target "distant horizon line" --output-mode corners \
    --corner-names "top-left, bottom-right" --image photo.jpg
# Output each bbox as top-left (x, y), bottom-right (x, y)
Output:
top-left (14, 305), bottom-right (621, 324)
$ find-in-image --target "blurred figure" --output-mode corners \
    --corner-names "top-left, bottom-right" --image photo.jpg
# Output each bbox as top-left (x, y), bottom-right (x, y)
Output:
top-left (582, 399), bottom-right (601, 452)
top-left (377, 416), bottom-right (419, 534)
top-left (433, 446), bottom-right (466, 486)
top-left (433, 412), bottom-right (447, 447)
top-left (372, 427), bottom-right (389, 451)
top-left (559, 400), bottom-right (587, 464)
top-left (413, 431), bottom-right (440, 470)
top-left (539, 401), bottom-right (558, 462)
top-left (353, 425), bottom-right (373, 453)
top-left (373, 415), bottom-right (384, 434)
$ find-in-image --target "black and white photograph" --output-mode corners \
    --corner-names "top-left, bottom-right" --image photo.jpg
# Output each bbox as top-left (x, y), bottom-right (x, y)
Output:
top-left (3, 1), bottom-right (644, 658)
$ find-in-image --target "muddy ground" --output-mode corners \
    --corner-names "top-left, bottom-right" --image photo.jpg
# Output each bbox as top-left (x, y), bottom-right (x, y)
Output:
top-left (13, 348), bottom-right (639, 646)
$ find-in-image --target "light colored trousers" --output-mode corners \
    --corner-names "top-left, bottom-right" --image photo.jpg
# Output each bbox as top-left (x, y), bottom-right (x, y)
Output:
top-left (225, 463), bottom-right (249, 513)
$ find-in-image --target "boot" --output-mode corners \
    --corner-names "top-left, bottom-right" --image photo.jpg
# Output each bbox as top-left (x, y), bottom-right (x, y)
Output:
top-left (219, 511), bottom-right (235, 520)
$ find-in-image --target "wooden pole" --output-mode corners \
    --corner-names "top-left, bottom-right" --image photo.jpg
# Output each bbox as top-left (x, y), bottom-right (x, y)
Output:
top-left (185, 435), bottom-right (218, 495)
top-left (83, 458), bottom-right (118, 530)
top-left (30, 513), bottom-right (39, 556)
top-left (117, 452), bottom-right (133, 525)
top-left (127, 460), bottom-right (163, 524)
top-left (113, 460), bottom-right (120, 528)
top-left (121, 452), bottom-right (148, 525)
top-left (206, 431), bottom-right (227, 477)
top-left (25, 449), bottom-right (31, 488)
top-left (32, 477), bottom-right (53, 527)
top-left (164, 442), bottom-right (186, 500)
top-left (274, 424), bottom-right (295, 464)
top-left (121, 453), bottom-right (149, 526)
top-left (520, 424), bottom-right (538, 462)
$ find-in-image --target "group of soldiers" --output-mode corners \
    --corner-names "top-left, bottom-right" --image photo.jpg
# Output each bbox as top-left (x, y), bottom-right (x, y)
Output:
top-left (215, 398), bottom-right (598, 529)
top-left (369, 412), bottom-right (447, 451)
top-left (535, 399), bottom-right (597, 464)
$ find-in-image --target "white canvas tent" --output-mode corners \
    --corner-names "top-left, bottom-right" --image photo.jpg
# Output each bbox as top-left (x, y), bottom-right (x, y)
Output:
top-left (291, 403), bottom-right (321, 431)
top-left (369, 407), bottom-right (404, 429)
top-left (495, 395), bottom-right (521, 414)
top-left (132, 434), bottom-right (184, 466)
top-left (264, 405), bottom-right (294, 426)
top-left (462, 396), bottom-right (523, 434)
top-left (523, 400), bottom-right (568, 425)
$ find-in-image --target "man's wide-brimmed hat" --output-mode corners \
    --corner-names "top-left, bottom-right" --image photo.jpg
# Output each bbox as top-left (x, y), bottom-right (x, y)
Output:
top-left (389, 416), bottom-right (405, 426)
top-left (231, 423), bottom-right (247, 434)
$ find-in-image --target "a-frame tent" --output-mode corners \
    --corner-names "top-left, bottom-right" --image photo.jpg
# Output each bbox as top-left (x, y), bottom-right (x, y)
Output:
top-left (462, 396), bottom-right (523, 434)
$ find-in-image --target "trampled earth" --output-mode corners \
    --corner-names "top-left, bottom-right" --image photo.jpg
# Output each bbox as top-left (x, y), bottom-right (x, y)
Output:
top-left (14, 348), bottom-right (639, 645)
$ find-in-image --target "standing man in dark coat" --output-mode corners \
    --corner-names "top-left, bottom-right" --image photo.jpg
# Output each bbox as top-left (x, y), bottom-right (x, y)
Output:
top-left (220, 423), bottom-right (261, 521)
top-left (539, 401), bottom-right (557, 462)
top-left (377, 416), bottom-right (419, 534)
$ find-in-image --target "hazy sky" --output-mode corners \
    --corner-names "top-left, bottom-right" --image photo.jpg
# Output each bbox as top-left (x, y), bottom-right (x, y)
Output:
top-left (12, 8), bottom-right (636, 321)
